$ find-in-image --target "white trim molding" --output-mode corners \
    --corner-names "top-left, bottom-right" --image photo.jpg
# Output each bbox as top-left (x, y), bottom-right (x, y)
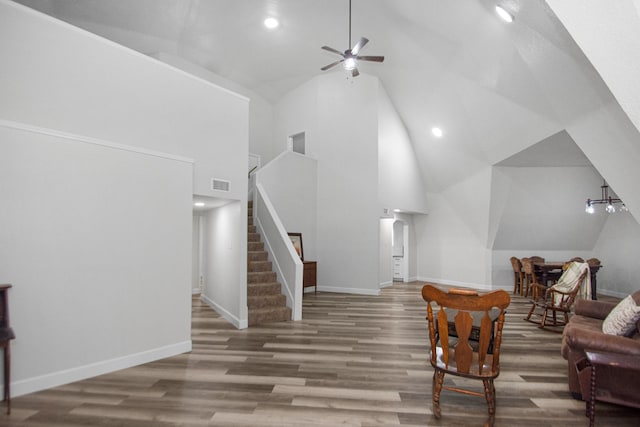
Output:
top-left (0, 119), bottom-right (194, 164)
top-left (8, 341), bottom-right (191, 399)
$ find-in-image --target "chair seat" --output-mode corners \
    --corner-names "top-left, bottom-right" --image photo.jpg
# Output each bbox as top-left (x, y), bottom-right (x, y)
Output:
top-left (433, 347), bottom-right (499, 379)
top-left (0, 327), bottom-right (15, 342)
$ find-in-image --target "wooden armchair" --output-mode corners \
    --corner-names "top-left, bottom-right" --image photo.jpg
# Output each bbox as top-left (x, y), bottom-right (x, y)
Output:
top-left (422, 285), bottom-right (510, 427)
top-left (525, 262), bottom-right (589, 330)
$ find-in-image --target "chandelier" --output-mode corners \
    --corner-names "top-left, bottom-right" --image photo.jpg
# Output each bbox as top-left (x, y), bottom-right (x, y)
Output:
top-left (585, 180), bottom-right (628, 214)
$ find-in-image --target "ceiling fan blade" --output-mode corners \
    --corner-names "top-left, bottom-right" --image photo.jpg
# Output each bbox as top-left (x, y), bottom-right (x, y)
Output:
top-left (351, 37), bottom-right (369, 55)
top-left (352, 68), bottom-right (360, 77)
top-left (321, 59), bottom-right (344, 71)
top-left (357, 55), bottom-right (385, 63)
top-left (321, 45), bottom-right (344, 56)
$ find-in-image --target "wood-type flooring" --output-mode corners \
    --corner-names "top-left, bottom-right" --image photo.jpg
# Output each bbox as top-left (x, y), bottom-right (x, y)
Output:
top-left (2, 282), bottom-right (639, 426)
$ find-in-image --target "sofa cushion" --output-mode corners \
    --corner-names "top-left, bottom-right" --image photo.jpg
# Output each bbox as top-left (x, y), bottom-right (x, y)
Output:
top-left (602, 295), bottom-right (640, 336)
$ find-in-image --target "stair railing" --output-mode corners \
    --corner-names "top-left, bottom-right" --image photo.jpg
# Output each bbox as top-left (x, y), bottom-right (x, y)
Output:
top-left (253, 183), bottom-right (302, 321)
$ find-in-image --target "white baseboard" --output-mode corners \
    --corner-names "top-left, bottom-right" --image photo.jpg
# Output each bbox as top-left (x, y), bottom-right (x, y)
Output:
top-left (8, 340), bottom-right (191, 399)
top-left (417, 276), bottom-right (494, 291)
top-left (318, 285), bottom-right (380, 296)
top-left (200, 294), bottom-right (247, 329)
top-left (598, 289), bottom-right (628, 299)
top-left (380, 280), bottom-right (393, 288)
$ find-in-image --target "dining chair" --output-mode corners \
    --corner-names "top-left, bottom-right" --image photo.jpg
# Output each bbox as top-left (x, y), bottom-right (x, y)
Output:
top-left (422, 285), bottom-right (510, 427)
top-left (529, 255), bottom-right (545, 264)
top-left (510, 257), bottom-right (523, 295)
top-left (521, 258), bottom-right (540, 298)
top-left (586, 257), bottom-right (601, 267)
top-left (525, 262), bottom-right (590, 331)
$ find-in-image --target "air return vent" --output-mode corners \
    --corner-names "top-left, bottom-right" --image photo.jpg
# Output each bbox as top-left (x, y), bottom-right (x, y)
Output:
top-left (211, 178), bottom-right (230, 192)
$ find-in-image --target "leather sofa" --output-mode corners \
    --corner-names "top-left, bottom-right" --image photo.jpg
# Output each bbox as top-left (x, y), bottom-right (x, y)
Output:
top-left (561, 291), bottom-right (640, 406)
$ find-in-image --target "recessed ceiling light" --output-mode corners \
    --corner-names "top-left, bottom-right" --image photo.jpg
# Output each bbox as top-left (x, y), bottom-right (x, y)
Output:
top-left (432, 127), bottom-right (443, 138)
top-left (495, 5), bottom-right (514, 23)
top-left (194, 202), bottom-right (205, 207)
top-left (264, 17), bottom-right (279, 29)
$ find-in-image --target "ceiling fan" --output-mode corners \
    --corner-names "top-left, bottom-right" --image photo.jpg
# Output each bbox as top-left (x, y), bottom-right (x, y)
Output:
top-left (320, 0), bottom-right (384, 77)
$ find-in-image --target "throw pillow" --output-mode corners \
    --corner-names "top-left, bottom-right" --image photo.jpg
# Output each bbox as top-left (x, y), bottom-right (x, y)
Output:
top-left (602, 295), bottom-right (640, 336)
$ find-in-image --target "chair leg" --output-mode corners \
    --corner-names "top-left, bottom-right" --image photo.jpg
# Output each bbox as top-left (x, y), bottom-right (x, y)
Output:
top-left (483, 379), bottom-right (496, 427)
top-left (524, 302), bottom-right (536, 321)
top-left (432, 369), bottom-right (444, 419)
top-left (540, 308), bottom-right (549, 329)
top-left (3, 345), bottom-right (9, 415)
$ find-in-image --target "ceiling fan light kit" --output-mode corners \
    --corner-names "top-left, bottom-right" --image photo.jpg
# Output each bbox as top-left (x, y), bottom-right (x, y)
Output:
top-left (320, 0), bottom-right (384, 77)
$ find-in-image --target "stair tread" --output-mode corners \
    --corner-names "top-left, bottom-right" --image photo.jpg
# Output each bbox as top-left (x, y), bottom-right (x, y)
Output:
top-left (246, 204), bottom-right (290, 325)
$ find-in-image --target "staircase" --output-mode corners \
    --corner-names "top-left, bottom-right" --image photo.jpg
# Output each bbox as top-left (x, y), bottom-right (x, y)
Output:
top-left (247, 200), bottom-right (292, 326)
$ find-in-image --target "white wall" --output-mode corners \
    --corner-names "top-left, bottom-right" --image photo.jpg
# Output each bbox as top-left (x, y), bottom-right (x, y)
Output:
top-left (315, 73), bottom-right (380, 294)
top-left (546, 0), bottom-right (640, 139)
top-left (192, 215), bottom-right (202, 294)
top-left (273, 79), bottom-right (319, 158)
top-left (416, 169), bottom-right (493, 290)
top-left (0, 126), bottom-right (193, 397)
top-left (273, 73), bottom-right (380, 294)
top-left (378, 82), bottom-right (428, 214)
top-left (0, 1), bottom-right (249, 200)
top-left (592, 212), bottom-right (640, 298)
top-left (0, 0), bottom-right (249, 396)
top-left (256, 152), bottom-right (318, 261)
top-left (153, 52), bottom-right (275, 165)
top-left (200, 202), bottom-right (248, 328)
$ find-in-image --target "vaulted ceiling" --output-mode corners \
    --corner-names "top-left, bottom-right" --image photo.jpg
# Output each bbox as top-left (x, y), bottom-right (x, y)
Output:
top-left (15, 0), bottom-right (605, 192)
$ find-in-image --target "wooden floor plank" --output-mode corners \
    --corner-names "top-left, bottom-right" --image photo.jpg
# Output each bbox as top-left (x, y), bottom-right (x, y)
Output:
top-left (3, 281), bottom-right (640, 426)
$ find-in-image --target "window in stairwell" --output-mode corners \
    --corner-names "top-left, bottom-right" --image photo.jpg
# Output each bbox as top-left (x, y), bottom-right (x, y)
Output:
top-left (289, 132), bottom-right (305, 155)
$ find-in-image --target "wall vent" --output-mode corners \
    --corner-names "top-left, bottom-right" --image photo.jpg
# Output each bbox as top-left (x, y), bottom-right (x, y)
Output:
top-left (211, 178), bottom-right (230, 192)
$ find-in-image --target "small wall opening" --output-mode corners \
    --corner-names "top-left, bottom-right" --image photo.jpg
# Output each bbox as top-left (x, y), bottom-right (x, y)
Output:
top-left (289, 132), bottom-right (306, 155)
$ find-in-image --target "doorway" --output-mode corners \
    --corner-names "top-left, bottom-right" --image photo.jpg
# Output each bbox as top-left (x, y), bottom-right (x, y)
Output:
top-left (392, 219), bottom-right (409, 282)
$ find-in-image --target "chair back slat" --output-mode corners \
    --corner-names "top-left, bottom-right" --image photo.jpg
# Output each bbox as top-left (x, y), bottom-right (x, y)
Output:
top-left (478, 312), bottom-right (494, 373)
top-left (422, 285), bottom-right (510, 375)
top-left (437, 309), bottom-right (450, 365)
top-left (453, 310), bottom-right (473, 373)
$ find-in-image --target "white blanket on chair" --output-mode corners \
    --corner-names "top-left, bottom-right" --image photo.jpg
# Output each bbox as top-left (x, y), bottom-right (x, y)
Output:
top-left (551, 261), bottom-right (591, 303)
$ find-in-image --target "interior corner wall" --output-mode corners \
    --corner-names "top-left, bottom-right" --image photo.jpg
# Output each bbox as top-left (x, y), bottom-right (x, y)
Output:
top-left (315, 73), bottom-right (380, 294)
top-left (415, 170), bottom-right (493, 290)
top-left (592, 212), bottom-right (640, 298)
top-left (0, 126), bottom-right (193, 397)
top-left (273, 73), bottom-right (380, 294)
top-left (201, 201), bottom-right (248, 329)
top-left (377, 82), bottom-right (428, 214)
top-left (489, 165), bottom-right (608, 289)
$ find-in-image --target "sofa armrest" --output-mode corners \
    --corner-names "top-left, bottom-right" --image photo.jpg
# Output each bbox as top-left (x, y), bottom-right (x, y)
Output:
top-left (574, 299), bottom-right (617, 320)
top-left (564, 324), bottom-right (640, 356)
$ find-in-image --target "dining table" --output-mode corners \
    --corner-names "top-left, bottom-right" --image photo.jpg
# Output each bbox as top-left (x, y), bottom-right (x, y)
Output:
top-left (533, 261), bottom-right (602, 300)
